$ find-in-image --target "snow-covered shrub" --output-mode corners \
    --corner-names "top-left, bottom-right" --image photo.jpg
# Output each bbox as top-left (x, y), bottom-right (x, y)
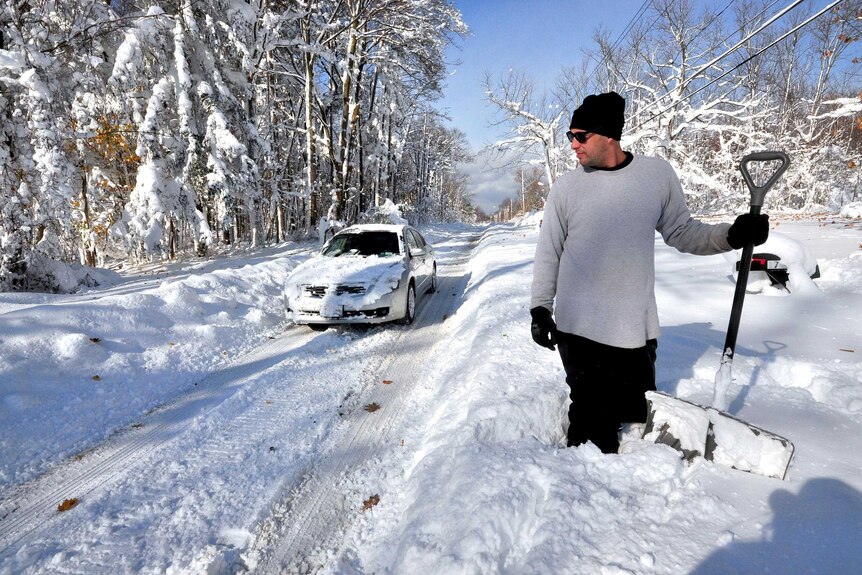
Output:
top-left (359, 199), bottom-right (411, 225)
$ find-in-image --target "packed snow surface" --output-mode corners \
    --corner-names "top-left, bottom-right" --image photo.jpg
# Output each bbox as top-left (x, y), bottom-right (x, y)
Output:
top-left (1, 216), bottom-right (861, 574)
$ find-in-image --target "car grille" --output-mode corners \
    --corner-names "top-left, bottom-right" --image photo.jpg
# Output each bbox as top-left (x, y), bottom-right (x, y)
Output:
top-left (302, 284), bottom-right (367, 297)
top-left (303, 285), bottom-right (327, 297)
top-left (335, 284), bottom-right (366, 295)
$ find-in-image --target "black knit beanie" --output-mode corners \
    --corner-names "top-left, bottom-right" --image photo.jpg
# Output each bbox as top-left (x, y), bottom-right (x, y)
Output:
top-left (569, 91), bottom-right (625, 141)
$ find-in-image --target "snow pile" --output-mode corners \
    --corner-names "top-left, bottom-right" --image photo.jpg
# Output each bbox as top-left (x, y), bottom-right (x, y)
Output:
top-left (12, 252), bottom-right (123, 294)
top-left (358, 198), bottom-right (409, 226)
top-left (0, 244), bottom-right (306, 489)
top-left (839, 201), bottom-right (862, 218)
top-left (643, 391), bottom-right (711, 458)
top-left (707, 408), bottom-right (794, 480)
top-left (379, 198), bottom-right (409, 225)
top-left (512, 209), bottom-right (543, 228)
top-left (334, 218), bottom-right (862, 574)
top-left (722, 230), bottom-right (821, 295)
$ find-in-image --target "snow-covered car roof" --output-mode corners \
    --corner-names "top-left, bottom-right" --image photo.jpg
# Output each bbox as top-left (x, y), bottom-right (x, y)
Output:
top-left (336, 224), bottom-right (410, 234)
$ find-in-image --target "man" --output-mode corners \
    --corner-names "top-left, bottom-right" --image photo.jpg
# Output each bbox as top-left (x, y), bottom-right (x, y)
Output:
top-left (530, 91), bottom-right (768, 454)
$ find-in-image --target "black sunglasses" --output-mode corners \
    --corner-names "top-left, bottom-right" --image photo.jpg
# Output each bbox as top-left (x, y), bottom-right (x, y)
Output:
top-left (566, 129), bottom-right (601, 144)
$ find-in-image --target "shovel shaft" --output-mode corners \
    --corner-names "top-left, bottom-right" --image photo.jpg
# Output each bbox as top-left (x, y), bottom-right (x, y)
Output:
top-left (722, 205), bottom-right (761, 361)
top-left (645, 152), bottom-right (795, 480)
top-left (722, 151), bottom-right (789, 361)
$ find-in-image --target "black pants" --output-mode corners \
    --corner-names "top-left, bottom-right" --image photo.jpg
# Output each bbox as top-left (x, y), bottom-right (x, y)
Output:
top-left (556, 332), bottom-right (657, 454)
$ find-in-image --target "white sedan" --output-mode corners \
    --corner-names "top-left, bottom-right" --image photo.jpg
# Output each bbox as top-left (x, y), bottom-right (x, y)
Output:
top-left (283, 224), bottom-right (437, 329)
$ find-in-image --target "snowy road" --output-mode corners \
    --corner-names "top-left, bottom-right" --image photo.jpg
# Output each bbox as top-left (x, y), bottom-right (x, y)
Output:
top-left (0, 228), bottom-right (481, 574)
top-left (0, 328), bottom-right (317, 554)
top-left (3, 217), bottom-right (861, 574)
top-left (249, 233), bottom-right (476, 573)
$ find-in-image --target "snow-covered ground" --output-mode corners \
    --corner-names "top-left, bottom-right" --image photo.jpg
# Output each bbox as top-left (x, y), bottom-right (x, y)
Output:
top-left (1, 215), bottom-right (861, 574)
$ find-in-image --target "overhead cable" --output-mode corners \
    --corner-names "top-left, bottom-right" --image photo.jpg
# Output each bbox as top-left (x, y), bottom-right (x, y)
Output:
top-left (584, 0), bottom-right (655, 87)
top-left (680, 0), bottom-right (847, 108)
top-left (632, 0), bottom-right (806, 125)
top-left (628, 0), bottom-right (847, 134)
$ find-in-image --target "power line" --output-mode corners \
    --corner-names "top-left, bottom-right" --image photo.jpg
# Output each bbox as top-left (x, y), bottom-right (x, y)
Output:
top-left (608, 0), bottom-right (654, 54)
top-left (680, 1), bottom-right (847, 108)
top-left (719, 0), bottom-right (785, 46)
top-left (630, 0), bottom-right (807, 127)
top-left (686, 0), bottom-right (738, 49)
top-left (584, 0), bottom-right (655, 87)
top-left (628, 0), bottom-right (847, 134)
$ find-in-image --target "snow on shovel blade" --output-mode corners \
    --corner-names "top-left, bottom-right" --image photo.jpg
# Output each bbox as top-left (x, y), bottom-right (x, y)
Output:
top-left (642, 391), bottom-right (795, 480)
top-left (643, 391), bottom-right (710, 461)
top-left (705, 408), bottom-right (795, 480)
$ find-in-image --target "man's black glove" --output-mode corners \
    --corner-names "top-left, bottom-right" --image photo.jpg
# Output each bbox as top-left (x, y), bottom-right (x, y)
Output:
top-left (727, 213), bottom-right (769, 249)
top-left (530, 306), bottom-right (557, 351)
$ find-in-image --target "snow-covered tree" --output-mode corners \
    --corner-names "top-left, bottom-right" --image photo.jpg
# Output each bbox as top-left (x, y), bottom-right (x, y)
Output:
top-left (483, 69), bottom-right (566, 187)
top-left (109, 0), bottom-right (267, 261)
top-left (489, 0), bottom-right (862, 216)
top-left (281, 0), bottom-right (467, 226)
top-left (2, 0), bottom-right (472, 289)
top-left (0, 0), bottom-right (120, 289)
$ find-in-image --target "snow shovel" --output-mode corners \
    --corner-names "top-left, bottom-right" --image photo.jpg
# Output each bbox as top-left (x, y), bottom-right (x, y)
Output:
top-left (643, 151), bottom-right (795, 480)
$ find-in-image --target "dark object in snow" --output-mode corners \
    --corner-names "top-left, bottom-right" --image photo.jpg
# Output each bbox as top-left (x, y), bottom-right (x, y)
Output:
top-left (735, 252), bottom-right (821, 291)
top-left (644, 151), bottom-right (795, 480)
top-left (362, 494), bottom-right (380, 511)
top-left (57, 498), bottom-right (78, 512)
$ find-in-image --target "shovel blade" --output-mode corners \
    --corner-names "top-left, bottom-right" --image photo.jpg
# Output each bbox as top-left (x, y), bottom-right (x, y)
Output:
top-left (705, 407), bottom-right (795, 480)
top-left (644, 391), bottom-right (794, 480)
top-left (643, 391), bottom-right (710, 461)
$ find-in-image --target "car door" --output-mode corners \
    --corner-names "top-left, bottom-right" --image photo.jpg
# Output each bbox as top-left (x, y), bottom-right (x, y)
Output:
top-left (406, 228), bottom-right (430, 291)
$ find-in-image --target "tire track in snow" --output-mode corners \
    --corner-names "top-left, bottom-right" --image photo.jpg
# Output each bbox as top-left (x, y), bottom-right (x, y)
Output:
top-left (0, 329), bottom-right (317, 557)
top-left (0, 228), bottom-right (479, 571)
top-left (248, 232), bottom-right (479, 574)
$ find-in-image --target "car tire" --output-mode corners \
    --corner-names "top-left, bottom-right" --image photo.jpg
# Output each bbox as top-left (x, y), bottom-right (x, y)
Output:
top-left (401, 282), bottom-right (416, 325)
top-left (309, 324), bottom-right (329, 332)
top-left (429, 264), bottom-right (437, 293)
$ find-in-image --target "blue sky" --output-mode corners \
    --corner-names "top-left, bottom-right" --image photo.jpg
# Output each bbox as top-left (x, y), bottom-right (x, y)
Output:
top-left (438, 0), bottom-right (646, 212)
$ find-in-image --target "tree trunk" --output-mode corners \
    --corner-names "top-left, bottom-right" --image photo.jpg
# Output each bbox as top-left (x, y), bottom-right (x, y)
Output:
top-left (80, 173), bottom-right (97, 267)
top-left (304, 47), bottom-right (318, 229)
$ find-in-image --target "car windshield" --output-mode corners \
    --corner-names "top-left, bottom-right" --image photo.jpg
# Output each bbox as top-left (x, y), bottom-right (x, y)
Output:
top-left (322, 231), bottom-right (401, 257)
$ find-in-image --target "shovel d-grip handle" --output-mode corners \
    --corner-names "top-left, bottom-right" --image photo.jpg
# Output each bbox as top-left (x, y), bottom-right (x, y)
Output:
top-left (739, 151), bottom-right (790, 210)
top-left (723, 151), bottom-right (791, 362)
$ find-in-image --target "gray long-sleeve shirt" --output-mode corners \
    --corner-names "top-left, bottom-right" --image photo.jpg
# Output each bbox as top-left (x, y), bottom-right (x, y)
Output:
top-left (530, 154), bottom-right (732, 349)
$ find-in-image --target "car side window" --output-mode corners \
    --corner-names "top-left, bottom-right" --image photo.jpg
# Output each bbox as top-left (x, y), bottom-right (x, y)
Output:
top-left (408, 229), bottom-right (425, 249)
top-left (410, 230), bottom-right (425, 249)
top-left (405, 230), bottom-right (420, 252)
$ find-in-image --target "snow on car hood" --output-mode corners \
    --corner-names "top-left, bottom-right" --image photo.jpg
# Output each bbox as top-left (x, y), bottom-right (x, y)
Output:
top-left (284, 254), bottom-right (406, 309)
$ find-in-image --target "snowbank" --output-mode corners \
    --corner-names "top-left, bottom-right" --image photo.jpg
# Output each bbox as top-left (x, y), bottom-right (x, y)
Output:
top-left (333, 218), bottom-right (862, 574)
top-left (0, 244), bottom-right (308, 488)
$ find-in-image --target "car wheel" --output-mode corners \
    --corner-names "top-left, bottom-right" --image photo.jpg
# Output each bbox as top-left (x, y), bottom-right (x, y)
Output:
top-left (429, 264), bottom-right (437, 293)
top-left (401, 282), bottom-right (416, 325)
top-left (309, 324), bottom-right (329, 332)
